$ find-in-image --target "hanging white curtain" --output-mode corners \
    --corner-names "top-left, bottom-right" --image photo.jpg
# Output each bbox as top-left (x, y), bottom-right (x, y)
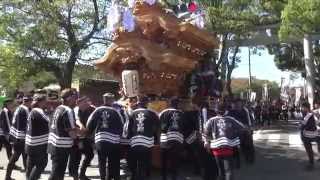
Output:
top-left (122, 8), bottom-right (135, 32)
top-left (144, 0), bottom-right (157, 6)
top-left (195, 14), bottom-right (205, 29)
top-left (107, 5), bottom-right (121, 33)
top-left (295, 87), bottom-right (302, 106)
top-left (128, 0), bottom-right (135, 8)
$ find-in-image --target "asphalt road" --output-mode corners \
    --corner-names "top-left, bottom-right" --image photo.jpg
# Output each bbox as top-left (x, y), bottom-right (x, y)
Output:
top-left (1, 120), bottom-right (320, 180)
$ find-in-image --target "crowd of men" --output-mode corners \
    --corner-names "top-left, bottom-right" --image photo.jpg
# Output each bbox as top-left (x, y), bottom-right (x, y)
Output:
top-left (246, 99), bottom-right (287, 128)
top-left (252, 98), bottom-right (320, 172)
top-left (0, 88), bottom-right (259, 180)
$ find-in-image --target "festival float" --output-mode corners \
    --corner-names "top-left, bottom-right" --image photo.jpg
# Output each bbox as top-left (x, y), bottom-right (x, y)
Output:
top-left (95, 0), bottom-right (219, 167)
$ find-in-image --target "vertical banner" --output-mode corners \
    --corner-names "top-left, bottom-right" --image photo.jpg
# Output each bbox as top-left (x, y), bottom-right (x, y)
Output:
top-left (280, 78), bottom-right (287, 102)
top-left (280, 82), bottom-right (289, 102)
top-left (240, 91), bottom-right (244, 100)
top-left (250, 92), bottom-right (256, 102)
top-left (262, 83), bottom-right (268, 101)
top-left (295, 87), bottom-right (302, 106)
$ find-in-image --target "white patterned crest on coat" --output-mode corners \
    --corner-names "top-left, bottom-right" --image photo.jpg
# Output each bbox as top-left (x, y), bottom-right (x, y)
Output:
top-left (172, 112), bottom-right (180, 129)
top-left (102, 111), bottom-right (110, 128)
top-left (137, 112), bottom-right (146, 133)
top-left (217, 119), bottom-right (226, 136)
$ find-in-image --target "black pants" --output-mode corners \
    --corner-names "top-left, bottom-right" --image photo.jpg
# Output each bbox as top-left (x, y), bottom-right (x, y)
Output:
top-left (120, 144), bottom-right (130, 167)
top-left (262, 114), bottom-right (271, 126)
top-left (215, 156), bottom-right (233, 180)
top-left (5, 143), bottom-right (27, 179)
top-left (301, 136), bottom-right (320, 165)
top-left (78, 139), bottom-right (94, 177)
top-left (271, 112), bottom-right (279, 122)
top-left (0, 136), bottom-right (12, 160)
top-left (232, 147), bottom-right (240, 169)
top-left (281, 110), bottom-right (288, 121)
top-left (68, 140), bottom-right (94, 178)
top-left (68, 145), bottom-right (80, 177)
top-left (184, 142), bottom-right (202, 174)
top-left (48, 151), bottom-right (70, 180)
top-left (26, 153), bottom-right (48, 180)
top-left (128, 147), bottom-right (152, 180)
top-left (161, 144), bottom-right (182, 180)
top-left (200, 147), bottom-right (218, 180)
top-left (98, 145), bottom-right (121, 180)
top-left (239, 132), bottom-right (255, 164)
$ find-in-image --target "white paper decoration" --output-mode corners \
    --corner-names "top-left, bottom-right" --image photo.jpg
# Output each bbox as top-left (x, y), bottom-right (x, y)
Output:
top-left (266, 28), bottom-right (272, 37)
top-left (122, 70), bottom-right (140, 98)
top-left (122, 9), bottom-right (135, 32)
top-left (144, 0), bottom-right (156, 6)
top-left (189, 12), bottom-right (205, 29)
top-left (128, 0), bottom-right (135, 8)
top-left (107, 5), bottom-right (121, 33)
top-left (195, 14), bottom-right (205, 29)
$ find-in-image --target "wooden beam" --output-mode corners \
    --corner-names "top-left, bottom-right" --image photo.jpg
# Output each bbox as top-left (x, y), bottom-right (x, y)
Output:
top-left (223, 23), bottom-right (320, 47)
top-left (225, 31), bottom-right (320, 47)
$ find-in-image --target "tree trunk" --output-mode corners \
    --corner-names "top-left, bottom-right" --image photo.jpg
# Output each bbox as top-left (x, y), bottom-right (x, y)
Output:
top-left (225, 67), bottom-right (233, 98)
top-left (223, 46), bottom-right (240, 98)
top-left (58, 66), bottom-right (73, 89)
top-left (220, 56), bottom-right (227, 82)
top-left (57, 54), bottom-right (78, 89)
top-left (221, 56), bottom-right (228, 97)
top-left (217, 34), bottom-right (228, 67)
top-left (217, 34), bottom-right (228, 78)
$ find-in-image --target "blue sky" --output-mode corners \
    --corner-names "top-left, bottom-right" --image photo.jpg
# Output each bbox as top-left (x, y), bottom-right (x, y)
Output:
top-left (232, 47), bottom-right (304, 86)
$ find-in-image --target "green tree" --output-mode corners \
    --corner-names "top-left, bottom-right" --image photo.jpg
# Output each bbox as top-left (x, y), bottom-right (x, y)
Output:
top-left (268, 43), bottom-right (305, 72)
top-left (0, 44), bottom-right (59, 94)
top-left (0, 45), bottom-right (36, 91)
top-left (269, 0), bottom-right (320, 91)
top-left (0, 0), bottom-right (110, 89)
top-left (30, 71), bottom-right (57, 89)
top-left (232, 78), bottom-right (280, 100)
top-left (198, 0), bottom-right (273, 97)
top-left (279, 0), bottom-right (320, 40)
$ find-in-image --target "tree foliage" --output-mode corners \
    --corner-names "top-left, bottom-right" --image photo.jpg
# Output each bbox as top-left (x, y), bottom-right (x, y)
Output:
top-left (0, 0), bottom-right (110, 89)
top-left (259, 0), bottom-right (287, 17)
top-left (268, 43), bottom-right (305, 71)
top-left (0, 44), bottom-right (58, 93)
top-left (202, 0), bottom-right (258, 34)
top-left (200, 0), bottom-right (282, 34)
top-left (198, 0), bottom-right (273, 97)
top-left (268, 0), bottom-right (320, 90)
top-left (232, 78), bottom-right (280, 100)
top-left (0, 45), bottom-right (36, 90)
top-left (279, 0), bottom-right (320, 40)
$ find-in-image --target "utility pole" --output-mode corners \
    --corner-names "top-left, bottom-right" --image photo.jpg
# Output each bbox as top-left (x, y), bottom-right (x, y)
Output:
top-left (303, 35), bottom-right (316, 109)
top-left (248, 47), bottom-right (252, 100)
top-left (303, 78), bottom-right (307, 99)
top-left (280, 77), bottom-right (285, 89)
top-left (263, 83), bottom-right (268, 101)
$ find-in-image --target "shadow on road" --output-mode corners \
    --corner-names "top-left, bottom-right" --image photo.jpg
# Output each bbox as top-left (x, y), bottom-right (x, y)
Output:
top-left (236, 144), bottom-right (320, 180)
